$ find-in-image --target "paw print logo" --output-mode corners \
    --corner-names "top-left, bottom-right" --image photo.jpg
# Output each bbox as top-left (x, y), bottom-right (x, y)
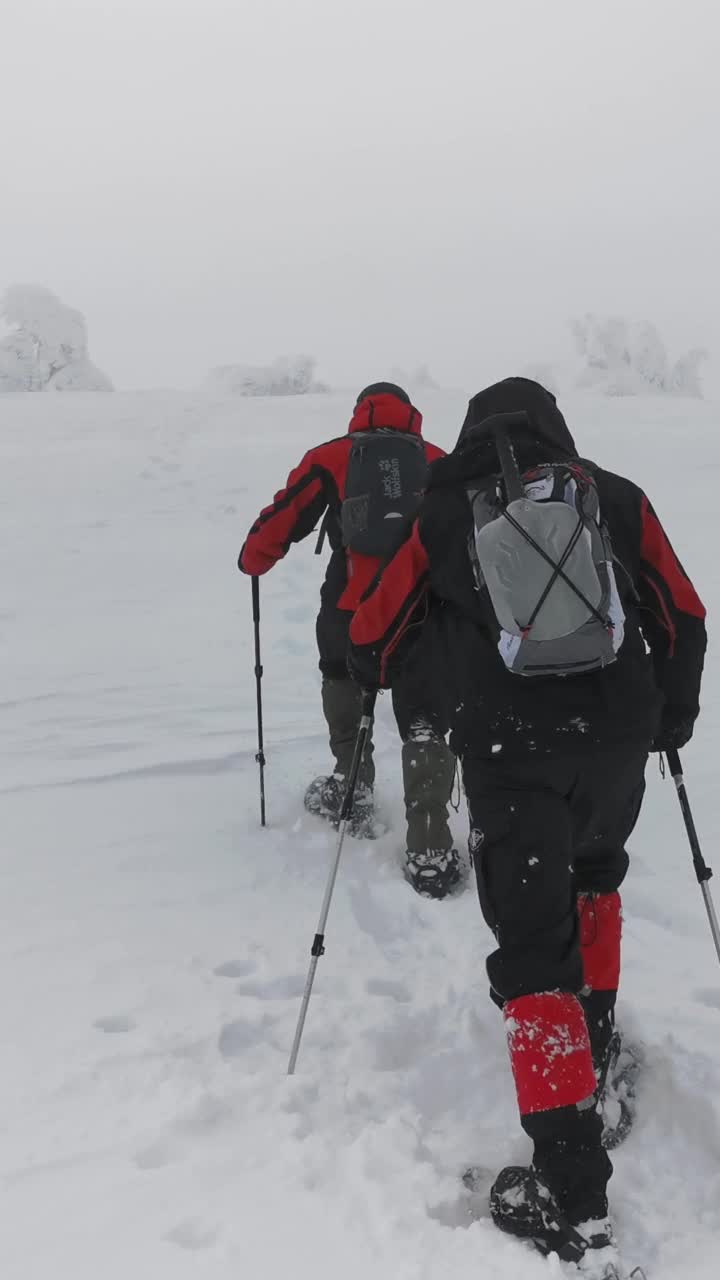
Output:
top-left (469, 827), bottom-right (484, 854)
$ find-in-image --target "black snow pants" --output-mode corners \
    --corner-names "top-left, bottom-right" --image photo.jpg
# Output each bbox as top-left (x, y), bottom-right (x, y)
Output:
top-left (463, 746), bottom-right (647, 1003)
top-left (463, 745), bottom-right (648, 1219)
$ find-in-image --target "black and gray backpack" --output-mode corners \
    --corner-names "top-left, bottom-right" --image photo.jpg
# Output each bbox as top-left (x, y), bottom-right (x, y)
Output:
top-left (340, 430), bottom-right (428, 557)
top-left (468, 417), bottom-right (625, 677)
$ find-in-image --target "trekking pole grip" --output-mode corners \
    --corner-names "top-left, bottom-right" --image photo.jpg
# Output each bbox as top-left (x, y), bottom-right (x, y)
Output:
top-left (361, 689), bottom-right (378, 720)
top-left (251, 576), bottom-right (266, 826)
top-left (666, 747), bottom-right (720, 967)
top-left (666, 747), bottom-right (714, 884)
top-left (252, 576), bottom-right (263, 679)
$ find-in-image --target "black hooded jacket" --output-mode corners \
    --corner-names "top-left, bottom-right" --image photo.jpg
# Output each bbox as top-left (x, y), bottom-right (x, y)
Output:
top-left (349, 379), bottom-right (706, 761)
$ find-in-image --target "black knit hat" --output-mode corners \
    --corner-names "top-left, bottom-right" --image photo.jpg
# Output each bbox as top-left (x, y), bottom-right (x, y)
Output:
top-left (355, 381), bottom-right (410, 407)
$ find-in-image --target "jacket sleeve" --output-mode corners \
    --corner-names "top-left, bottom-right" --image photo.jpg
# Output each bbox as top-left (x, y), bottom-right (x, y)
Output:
top-left (637, 494), bottom-right (707, 719)
top-left (348, 518), bottom-right (430, 688)
top-left (238, 449), bottom-right (330, 576)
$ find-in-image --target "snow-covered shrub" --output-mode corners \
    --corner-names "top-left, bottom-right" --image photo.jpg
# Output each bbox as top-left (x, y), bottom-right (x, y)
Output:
top-left (0, 285), bottom-right (113, 392)
top-left (389, 363), bottom-right (439, 392)
top-left (205, 355), bottom-right (327, 396)
top-left (572, 314), bottom-right (707, 398)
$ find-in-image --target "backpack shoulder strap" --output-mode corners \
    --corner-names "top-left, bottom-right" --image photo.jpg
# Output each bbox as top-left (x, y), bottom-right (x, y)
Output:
top-left (314, 508), bottom-right (331, 555)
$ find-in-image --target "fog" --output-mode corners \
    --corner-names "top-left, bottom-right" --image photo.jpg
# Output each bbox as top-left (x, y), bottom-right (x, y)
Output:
top-left (2, 0), bottom-right (718, 392)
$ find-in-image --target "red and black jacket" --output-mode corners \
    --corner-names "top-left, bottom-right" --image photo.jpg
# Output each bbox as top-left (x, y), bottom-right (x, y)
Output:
top-left (238, 392), bottom-right (445, 613)
top-left (349, 379), bottom-right (706, 761)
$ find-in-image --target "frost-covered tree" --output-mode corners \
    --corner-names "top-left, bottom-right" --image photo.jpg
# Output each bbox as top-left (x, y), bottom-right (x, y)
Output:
top-left (571, 314), bottom-right (707, 398)
top-left (0, 285), bottom-right (113, 392)
top-left (205, 354), bottom-right (327, 397)
top-left (389, 363), bottom-right (439, 391)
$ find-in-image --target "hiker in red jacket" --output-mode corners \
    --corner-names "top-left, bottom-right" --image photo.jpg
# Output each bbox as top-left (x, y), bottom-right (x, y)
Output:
top-left (239, 382), bottom-right (460, 897)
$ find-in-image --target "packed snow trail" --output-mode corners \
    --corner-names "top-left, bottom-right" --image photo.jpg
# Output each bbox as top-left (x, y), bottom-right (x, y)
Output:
top-left (1, 389), bottom-right (719, 1279)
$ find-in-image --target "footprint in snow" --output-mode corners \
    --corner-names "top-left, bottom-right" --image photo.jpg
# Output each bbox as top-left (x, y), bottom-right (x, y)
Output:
top-left (166, 1219), bottom-right (219, 1251)
top-left (218, 1015), bottom-right (277, 1060)
top-left (213, 958), bottom-right (257, 979)
top-left (428, 1167), bottom-right (495, 1230)
top-left (135, 1095), bottom-right (235, 1172)
top-left (371, 1007), bottom-right (442, 1071)
top-left (694, 986), bottom-right (720, 1011)
top-left (347, 880), bottom-right (397, 944)
top-left (365, 977), bottom-right (412, 1003)
top-left (94, 1014), bottom-right (136, 1034)
top-left (135, 1138), bottom-right (179, 1171)
top-left (235, 974), bottom-right (305, 1000)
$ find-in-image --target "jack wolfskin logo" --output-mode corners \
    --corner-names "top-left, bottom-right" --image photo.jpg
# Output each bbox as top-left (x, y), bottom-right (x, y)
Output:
top-left (379, 457), bottom-right (402, 499)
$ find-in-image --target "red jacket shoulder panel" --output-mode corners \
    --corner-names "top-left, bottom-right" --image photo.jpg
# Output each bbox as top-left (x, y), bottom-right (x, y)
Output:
top-left (640, 495), bottom-right (705, 620)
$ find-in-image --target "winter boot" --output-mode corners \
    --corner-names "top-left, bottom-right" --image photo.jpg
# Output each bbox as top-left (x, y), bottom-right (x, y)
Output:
top-left (577, 892), bottom-right (637, 1147)
top-left (321, 677), bottom-right (375, 789)
top-left (490, 1165), bottom-right (615, 1265)
top-left (401, 729), bottom-right (459, 898)
top-left (494, 992), bottom-right (613, 1259)
top-left (304, 774), bottom-right (377, 838)
top-left (578, 892), bottom-right (622, 1068)
top-left (303, 773), bottom-right (345, 824)
top-left (304, 678), bottom-right (376, 836)
top-left (587, 1010), bottom-right (642, 1151)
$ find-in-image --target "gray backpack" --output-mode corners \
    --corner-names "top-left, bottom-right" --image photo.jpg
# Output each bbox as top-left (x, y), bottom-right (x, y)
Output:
top-left (468, 427), bottom-right (624, 677)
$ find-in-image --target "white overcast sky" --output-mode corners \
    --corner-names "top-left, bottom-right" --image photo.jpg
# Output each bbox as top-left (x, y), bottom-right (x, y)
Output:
top-left (1, 0), bottom-right (718, 391)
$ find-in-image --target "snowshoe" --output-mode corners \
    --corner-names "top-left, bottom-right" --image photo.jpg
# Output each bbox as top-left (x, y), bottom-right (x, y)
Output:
top-left (304, 775), bottom-right (378, 840)
top-left (347, 783), bottom-right (378, 840)
top-left (404, 847), bottom-right (461, 899)
top-left (304, 774), bottom-right (344, 824)
top-left (597, 1030), bottom-right (642, 1150)
top-left (490, 1165), bottom-right (617, 1268)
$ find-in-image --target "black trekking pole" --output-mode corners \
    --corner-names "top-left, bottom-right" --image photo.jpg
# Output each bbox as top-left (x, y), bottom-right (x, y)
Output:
top-left (251, 577), bottom-right (266, 827)
top-left (287, 689), bottom-right (377, 1074)
top-left (666, 747), bottom-right (720, 967)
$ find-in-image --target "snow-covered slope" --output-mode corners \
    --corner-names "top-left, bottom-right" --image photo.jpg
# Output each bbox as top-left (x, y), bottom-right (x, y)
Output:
top-left (2, 389), bottom-right (719, 1280)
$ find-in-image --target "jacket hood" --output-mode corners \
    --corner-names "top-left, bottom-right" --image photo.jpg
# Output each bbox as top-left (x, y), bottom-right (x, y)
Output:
top-left (429, 377), bottom-right (576, 488)
top-left (348, 391), bottom-right (422, 436)
top-left (457, 377), bottom-right (577, 455)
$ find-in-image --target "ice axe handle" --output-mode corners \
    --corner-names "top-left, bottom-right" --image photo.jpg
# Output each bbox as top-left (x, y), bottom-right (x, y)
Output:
top-left (490, 412), bottom-right (530, 504)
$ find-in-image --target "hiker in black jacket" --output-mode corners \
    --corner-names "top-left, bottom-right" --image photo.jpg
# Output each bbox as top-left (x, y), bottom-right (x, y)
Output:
top-left (349, 377), bottom-right (706, 1263)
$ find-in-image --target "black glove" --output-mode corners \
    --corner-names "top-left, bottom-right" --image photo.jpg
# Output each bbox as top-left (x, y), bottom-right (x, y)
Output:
top-left (652, 707), bottom-right (696, 753)
top-left (346, 652), bottom-right (378, 693)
